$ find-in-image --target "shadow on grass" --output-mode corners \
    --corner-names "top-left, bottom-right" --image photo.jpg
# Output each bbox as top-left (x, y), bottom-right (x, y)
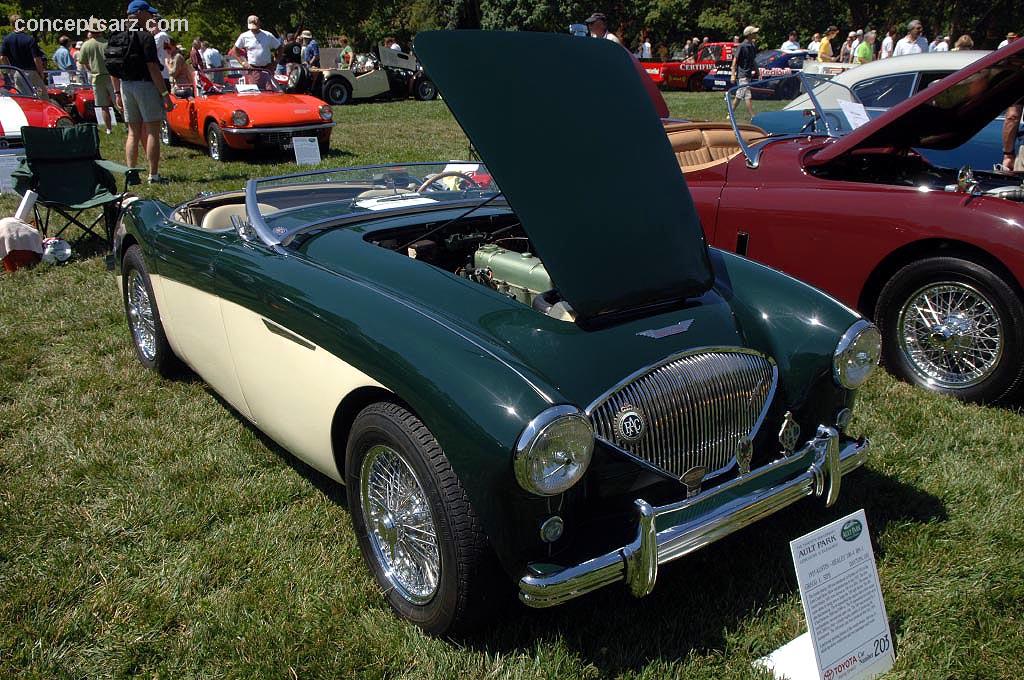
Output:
top-left (162, 145), bottom-right (355, 169)
top-left (196, 387), bottom-right (943, 673)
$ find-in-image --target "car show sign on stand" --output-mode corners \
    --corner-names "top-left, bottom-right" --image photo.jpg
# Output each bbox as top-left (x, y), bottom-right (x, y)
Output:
top-left (293, 137), bottom-right (321, 166)
top-left (757, 509), bottom-right (894, 680)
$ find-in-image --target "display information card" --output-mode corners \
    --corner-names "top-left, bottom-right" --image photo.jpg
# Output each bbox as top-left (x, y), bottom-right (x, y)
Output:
top-left (293, 137), bottom-right (321, 166)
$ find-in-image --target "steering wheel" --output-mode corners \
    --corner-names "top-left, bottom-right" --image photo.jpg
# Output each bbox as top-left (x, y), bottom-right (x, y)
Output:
top-left (416, 171), bottom-right (481, 193)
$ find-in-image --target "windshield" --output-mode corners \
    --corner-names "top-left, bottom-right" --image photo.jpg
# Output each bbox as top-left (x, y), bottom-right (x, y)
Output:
top-left (727, 72), bottom-right (862, 165)
top-left (0, 66), bottom-right (37, 97)
top-left (46, 70), bottom-right (88, 88)
top-left (197, 68), bottom-right (279, 94)
top-left (246, 162), bottom-right (500, 246)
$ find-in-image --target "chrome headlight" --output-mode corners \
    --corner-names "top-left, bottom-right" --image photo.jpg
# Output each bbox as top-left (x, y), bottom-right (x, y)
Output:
top-left (319, 104), bottom-right (333, 120)
top-left (514, 405), bottom-right (594, 496)
top-left (231, 109), bottom-right (249, 126)
top-left (833, 320), bottom-right (881, 389)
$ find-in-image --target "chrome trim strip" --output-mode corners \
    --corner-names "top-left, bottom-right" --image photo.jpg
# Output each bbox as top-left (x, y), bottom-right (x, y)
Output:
top-left (519, 426), bottom-right (868, 608)
top-left (262, 318), bottom-right (316, 350)
top-left (223, 122), bottom-right (335, 135)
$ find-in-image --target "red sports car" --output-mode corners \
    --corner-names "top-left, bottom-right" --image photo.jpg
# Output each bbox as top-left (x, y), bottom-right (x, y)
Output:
top-left (0, 66), bottom-right (73, 147)
top-left (46, 70), bottom-right (96, 122)
top-left (677, 42), bottom-right (1024, 402)
top-left (161, 67), bottom-right (335, 161)
top-left (642, 42), bottom-right (736, 91)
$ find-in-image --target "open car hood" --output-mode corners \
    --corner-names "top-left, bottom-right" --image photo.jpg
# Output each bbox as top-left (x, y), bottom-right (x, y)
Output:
top-left (415, 30), bottom-right (712, 326)
top-left (808, 40), bottom-right (1024, 167)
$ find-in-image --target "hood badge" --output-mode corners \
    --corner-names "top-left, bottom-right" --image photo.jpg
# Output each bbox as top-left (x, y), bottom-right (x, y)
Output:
top-left (613, 405), bottom-right (646, 443)
top-left (637, 319), bottom-right (694, 339)
top-left (779, 411), bottom-right (801, 455)
top-left (681, 465), bottom-right (707, 498)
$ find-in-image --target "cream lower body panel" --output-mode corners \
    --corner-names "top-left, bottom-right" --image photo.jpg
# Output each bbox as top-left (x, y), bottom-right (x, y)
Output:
top-left (220, 298), bottom-right (383, 482)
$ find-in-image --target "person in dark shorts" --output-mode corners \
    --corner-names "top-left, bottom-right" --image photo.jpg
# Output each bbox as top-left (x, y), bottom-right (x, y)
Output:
top-left (110, 0), bottom-right (174, 184)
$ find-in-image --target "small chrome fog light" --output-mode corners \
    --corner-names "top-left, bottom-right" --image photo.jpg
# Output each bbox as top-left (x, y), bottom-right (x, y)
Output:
top-left (540, 515), bottom-right (564, 543)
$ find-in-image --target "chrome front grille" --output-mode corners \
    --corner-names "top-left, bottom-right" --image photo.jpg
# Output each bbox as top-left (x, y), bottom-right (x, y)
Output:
top-left (588, 350), bottom-right (778, 480)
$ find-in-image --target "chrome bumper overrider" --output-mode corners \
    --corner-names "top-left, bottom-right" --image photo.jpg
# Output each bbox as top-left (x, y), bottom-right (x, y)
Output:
top-left (519, 426), bottom-right (868, 608)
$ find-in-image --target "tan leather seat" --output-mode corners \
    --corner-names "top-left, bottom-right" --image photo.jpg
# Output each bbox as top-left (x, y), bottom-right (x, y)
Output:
top-left (200, 202), bottom-right (279, 231)
top-left (666, 122), bottom-right (766, 173)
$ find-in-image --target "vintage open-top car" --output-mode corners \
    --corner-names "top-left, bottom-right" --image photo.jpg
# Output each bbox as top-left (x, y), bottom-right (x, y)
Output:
top-left (677, 41), bottom-right (1024, 403)
top-left (283, 47), bottom-right (438, 106)
top-left (161, 67), bottom-right (334, 161)
top-left (115, 31), bottom-right (876, 634)
top-left (0, 66), bottom-right (72, 147)
top-left (45, 69), bottom-right (97, 122)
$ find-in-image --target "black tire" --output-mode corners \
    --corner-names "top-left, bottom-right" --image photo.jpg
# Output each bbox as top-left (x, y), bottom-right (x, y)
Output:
top-left (160, 119), bottom-right (178, 146)
top-left (318, 136), bottom-right (330, 155)
top-left (286, 65), bottom-right (311, 93)
top-left (121, 245), bottom-right (180, 376)
top-left (346, 402), bottom-right (499, 636)
top-left (205, 122), bottom-right (232, 161)
top-left (323, 77), bottom-right (352, 106)
top-left (687, 74), bottom-right (704, 92)
top-left (875, 256), bottom-right (1024, 403)
top-left (414, 77), bottom-right (438, 101)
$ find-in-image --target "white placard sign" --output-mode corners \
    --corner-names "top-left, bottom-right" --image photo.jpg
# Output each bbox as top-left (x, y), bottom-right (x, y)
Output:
top-left (761, 509), bottom-right (894, 680)
top-left (292, 137), bottom-right (321, 166)
top-left (838, 99), bottom-right (870, 130)
top-left (52, 71), bottom-right (71, 87)
top-left (0, 152), bottom-right (24, 193)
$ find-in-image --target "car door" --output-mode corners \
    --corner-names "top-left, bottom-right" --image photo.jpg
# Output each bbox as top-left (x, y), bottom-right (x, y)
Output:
top-left (213, 241), bottom-right (383, 477)
top-left (151, 221), bottom-right (253, 420)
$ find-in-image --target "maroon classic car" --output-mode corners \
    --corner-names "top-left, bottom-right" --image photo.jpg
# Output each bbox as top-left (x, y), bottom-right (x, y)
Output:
top-left (675, 41), bottom-right (1024, 403)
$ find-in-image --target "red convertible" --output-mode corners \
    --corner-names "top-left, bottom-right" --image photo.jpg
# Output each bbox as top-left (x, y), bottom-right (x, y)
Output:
top-left (46, 70), bottom-right (96, 122)
top-left (0, 66), bottom-right (72, 147)
top-left (676, 42), bottom-right (1024, 402)
top-left (161, 68), bottom-right (334, 161)
top-left (642, 41), bottom-right (735, 91)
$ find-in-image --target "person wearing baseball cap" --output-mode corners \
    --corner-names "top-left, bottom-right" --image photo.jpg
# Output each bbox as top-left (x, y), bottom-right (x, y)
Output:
top-left (229, 14), bottom-right (281, 71)
top-left (585, 12), bottom-right (622, 45)
top-left (110, 0), bottom-right (173, 183)
top-left (731, 26), bottom-right (759, 118)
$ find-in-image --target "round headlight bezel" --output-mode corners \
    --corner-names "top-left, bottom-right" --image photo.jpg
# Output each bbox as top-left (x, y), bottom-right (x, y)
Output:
top-left (833, 319), bottom-right (881, 389)
top-left (231, 109), bottom-right (249, 127)
top-left (319, 104), bottom-right (333, 120)
top-left (514, 405), bottom-right (594, 496)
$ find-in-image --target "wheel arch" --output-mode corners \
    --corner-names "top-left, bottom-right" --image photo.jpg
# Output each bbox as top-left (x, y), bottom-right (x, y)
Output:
top-left (330, 385), bottom-right (413, 481)
top-left (857, 238), bottom-right (1024, 318)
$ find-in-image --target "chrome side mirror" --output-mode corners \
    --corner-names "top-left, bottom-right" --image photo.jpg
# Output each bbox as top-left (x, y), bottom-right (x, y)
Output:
top-left (957, 166), bottom-right (981, 195)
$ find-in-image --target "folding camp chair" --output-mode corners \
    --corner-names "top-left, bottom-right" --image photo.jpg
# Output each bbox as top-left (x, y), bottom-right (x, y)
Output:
top-left (12, 124), bottom-right (141, 248)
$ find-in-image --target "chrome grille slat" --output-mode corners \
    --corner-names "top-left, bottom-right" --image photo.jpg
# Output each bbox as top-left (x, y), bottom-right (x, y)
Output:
top-left (589, 350), bottom-right (777, 481)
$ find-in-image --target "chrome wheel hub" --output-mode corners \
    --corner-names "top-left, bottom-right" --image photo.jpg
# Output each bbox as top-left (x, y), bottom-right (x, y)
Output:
top-left (360, 444), bottom-right (440, 605)
top-left (126, 269), bottom-right (157, 361)
top-left (897, 282), bottom-right (1002, 389)
top-left (208, 131), bottom-right (220, 159)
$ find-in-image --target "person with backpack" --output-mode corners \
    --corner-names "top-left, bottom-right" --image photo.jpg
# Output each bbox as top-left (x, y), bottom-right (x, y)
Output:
top-left (107, 0), bottom-right (173, 184)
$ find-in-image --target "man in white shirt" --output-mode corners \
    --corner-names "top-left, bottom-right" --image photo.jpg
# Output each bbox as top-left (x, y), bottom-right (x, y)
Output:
top-left (585, 13), bottom-right (622, 45)
top-left (781, 31), bottom-right (800, 51)
top-left (933, 36), bottom-right (950, 52)
top-left (998, 33), bottom-right (1018, 49)
top-left (893, 20), bottom-right (929, 57)
top-left (201, 41), bottom-right (222, 68)
top-left (880, 27), bottom-right (896, 58)
top-left (850, 29), bottom-right (863, 54)
top-left (807, 33), bottom-right (821, 54)
top-left (229, 15), bottom-right (281, 70)
top-left (150, 23), bottom-right (170, 82)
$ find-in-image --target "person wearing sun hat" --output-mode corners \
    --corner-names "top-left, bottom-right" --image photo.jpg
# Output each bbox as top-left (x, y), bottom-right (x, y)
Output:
top-left (300, 29), bottom-right (319, 68)
top-left (730, 25), bottom-right (759, 118)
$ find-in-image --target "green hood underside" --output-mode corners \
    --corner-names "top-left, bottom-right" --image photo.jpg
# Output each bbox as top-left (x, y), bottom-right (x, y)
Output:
top-left (414, 30), bottom-right (714, 326)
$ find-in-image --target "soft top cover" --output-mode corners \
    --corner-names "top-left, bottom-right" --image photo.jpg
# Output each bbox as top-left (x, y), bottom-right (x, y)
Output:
top-left (415, 30), bottom-right (714, 325)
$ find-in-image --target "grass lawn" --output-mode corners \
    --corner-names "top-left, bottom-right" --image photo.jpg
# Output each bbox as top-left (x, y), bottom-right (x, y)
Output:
top-left (2, 93), bottom-right (1023, 678)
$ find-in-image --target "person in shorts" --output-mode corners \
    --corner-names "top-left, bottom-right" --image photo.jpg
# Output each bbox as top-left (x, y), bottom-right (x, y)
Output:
top-left (731, 25), bottom-right (759, 118)
top-left (77, 21), bottom-right (116, 134)
top-left (111, 0), bottom-right (173, 184)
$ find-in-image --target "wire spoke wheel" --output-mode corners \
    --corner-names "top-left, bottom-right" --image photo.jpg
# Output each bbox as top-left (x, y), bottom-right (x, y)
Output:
top-left (360, 444), bottom-right (441, 605)
top-left (126, 269), bottom-right (157, 362)
top-left (897, 281), bottom-right (1003, 389)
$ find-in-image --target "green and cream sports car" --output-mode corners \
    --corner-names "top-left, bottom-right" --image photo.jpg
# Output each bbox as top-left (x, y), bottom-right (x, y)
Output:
top-left (114, 31), bottom-right (879, 635)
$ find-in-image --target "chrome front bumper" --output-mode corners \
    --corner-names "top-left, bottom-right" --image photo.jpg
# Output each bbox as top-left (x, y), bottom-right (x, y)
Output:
top-left (223, 122), bottom-right (335, 135)
top-left (519, 426), bottom-right (868, 608)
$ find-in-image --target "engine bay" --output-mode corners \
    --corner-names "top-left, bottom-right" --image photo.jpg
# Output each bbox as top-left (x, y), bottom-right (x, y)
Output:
top-left (810, 151), bottom-right (1024, 201)
top-left (368, 213), bottom-right (576, 321)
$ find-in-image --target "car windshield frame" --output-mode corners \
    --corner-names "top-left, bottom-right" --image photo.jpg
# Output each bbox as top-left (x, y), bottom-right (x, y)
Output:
top-left (727, 72), bottom-right (861, 167)
top-left (195, 67), bottom-right (279, 95)
top-left (0, 66), bottom-right (38, 97)
top-left (244, 161), bottom-right (502, 247)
